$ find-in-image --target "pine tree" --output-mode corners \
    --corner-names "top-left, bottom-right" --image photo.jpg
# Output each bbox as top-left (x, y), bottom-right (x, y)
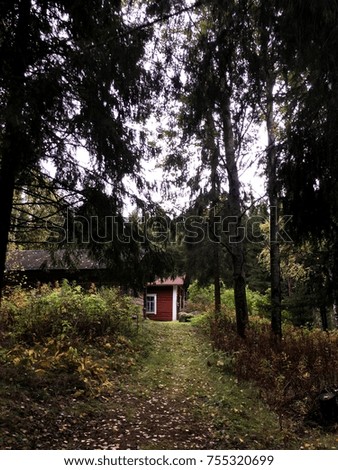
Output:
top-left (157, 1), bottom-right (254, 335)
top-left (0, 0), bottom-right (153, 295)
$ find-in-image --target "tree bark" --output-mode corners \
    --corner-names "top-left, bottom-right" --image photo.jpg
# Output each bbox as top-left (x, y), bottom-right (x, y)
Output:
top-left (0, 159), bottom-right (17, 298)
top-left (266, 74), bottom-right (282, 340)
top-left (213, 243), bottom-right (221, 315)
top-left (330, 236), bottom-right (338, 328)
top-left (0, 0), bottom-right (32, 298)
top-left (206, 110), bottom-right (222, 317)
top-left (320, 304), bottom-right (329, 331)
top-left (221, 93), bottom-right (249, 337)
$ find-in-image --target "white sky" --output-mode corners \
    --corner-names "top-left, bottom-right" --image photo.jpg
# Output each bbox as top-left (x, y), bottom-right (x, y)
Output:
top-left (42, 121), bottom-right (267, 218)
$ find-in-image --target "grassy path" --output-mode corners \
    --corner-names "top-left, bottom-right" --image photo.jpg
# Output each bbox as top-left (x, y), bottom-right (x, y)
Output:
top-left (65, 321), bottom-right (284, 450)
top-left (3, 320), bottom-right (338, 449)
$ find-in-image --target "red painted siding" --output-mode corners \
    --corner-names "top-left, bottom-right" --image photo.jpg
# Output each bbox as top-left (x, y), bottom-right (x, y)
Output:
top-left (147, 286), bottom-right (173, 321)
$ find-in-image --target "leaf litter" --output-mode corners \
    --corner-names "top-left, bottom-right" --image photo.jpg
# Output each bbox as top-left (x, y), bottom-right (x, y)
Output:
top-left (1, 321), bottom-right (288, 449)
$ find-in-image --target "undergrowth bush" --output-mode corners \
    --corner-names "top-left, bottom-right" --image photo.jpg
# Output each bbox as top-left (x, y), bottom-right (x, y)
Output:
top-left (209, 314), bottom-right (338, 426)
top-left (187, 280), bottom-right (270, 317)
top-left (190, 311), bottom-right (212, 333)
top-left (1, 280), bottom-right (138, 343)
top-left (0, 281), bottom-right (145, 398)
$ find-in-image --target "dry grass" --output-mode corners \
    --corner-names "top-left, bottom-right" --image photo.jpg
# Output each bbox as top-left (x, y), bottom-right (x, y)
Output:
top-left (210, 314), bottom-right (338, 430)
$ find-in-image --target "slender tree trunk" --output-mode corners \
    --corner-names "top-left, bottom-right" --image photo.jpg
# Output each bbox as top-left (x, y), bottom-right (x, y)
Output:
top-left (266, 74), bottom-right (282, 340)
top-left (222, 93), bottom-right (248, 337)
top-left (320, 304), bottom-right (329, 331)
top-left (327, 264), bottom-right (338, 328)
top-left (0, 0), bottom-right (32, 299)
top-left (0, 160), bottom-right (17, 299)
top-left (206, 110), bottom-right (222, 317)
top-left (213, 244), bottom-right (221, 315)
top-left (331, 237), bottom-right (338, 328)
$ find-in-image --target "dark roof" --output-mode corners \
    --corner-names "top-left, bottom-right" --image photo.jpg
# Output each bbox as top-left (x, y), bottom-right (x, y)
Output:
top-left (5, 250), bottom-right (105, 272)
top-left (147, 276), bottom-right (185, 287)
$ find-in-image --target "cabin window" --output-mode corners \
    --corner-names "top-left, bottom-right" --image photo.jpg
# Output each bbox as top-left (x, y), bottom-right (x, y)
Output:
top-left (146, 294), bottom-right (157, 314)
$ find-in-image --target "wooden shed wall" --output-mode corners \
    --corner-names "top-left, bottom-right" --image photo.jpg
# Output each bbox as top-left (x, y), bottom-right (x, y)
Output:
top-left (147, 286), bottom-right (173, 321)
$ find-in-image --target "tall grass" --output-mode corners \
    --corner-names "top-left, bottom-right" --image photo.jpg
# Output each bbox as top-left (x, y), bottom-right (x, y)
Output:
top-left (188, 281), bottom-right (338, 426)
top-left (210, 314), bottom-right (338, 426)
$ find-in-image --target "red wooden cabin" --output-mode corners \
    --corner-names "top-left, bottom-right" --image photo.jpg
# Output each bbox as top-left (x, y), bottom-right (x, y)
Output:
top-left (145, 277), bottom-right (185, 321)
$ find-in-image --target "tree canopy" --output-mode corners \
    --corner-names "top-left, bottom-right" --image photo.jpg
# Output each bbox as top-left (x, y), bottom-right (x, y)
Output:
top-left (0, 0), bottom-right (156, 293)
top-left (2, 0), bottom-right (338, 337)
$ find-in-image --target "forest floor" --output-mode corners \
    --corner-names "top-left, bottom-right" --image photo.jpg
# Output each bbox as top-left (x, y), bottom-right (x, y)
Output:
top-left (1, 321), bottom-right (338, 449)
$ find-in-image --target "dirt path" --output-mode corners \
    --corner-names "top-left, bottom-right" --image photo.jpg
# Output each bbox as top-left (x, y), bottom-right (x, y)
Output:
top-left (71, 322), bottom-right (219, 450)
top-left (55, 321), bottom-right (282, 450)
top-left (3, 321), bottom-right (337, 450)
top-left (4, 321), bottom-right (283, 450)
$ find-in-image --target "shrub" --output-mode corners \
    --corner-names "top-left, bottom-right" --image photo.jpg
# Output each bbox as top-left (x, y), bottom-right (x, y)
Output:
top-left (187, 281), bottom-right (270, 317)
top-left (190, 312), bottom-right (212, 333)
top-left (209, 314), bottom-right (338, 426)
top-left (186, 281), bottom-right (214, 311)
top-left (1, 280), bottom-right (139, 343)
top-left (0, 282), bottom-right (145, 399)
top-left (246, 289), bottom-right (271, 317)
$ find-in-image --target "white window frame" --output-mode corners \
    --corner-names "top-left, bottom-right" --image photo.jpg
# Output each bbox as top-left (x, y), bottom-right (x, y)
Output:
top-left (146, 293), bottom-right (157, 315)
top-left (172, 285), bottom-right (178, 321)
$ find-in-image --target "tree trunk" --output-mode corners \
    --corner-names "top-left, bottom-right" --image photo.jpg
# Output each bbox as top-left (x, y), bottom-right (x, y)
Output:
top-left (206, 110), bottom-right (222, 317)
top-left (320, 304), bottom-right (329, 331)
top-left (0, 161), bottom-right (17, 299)
top-left (221, 93), bottom-right (248, 337)
top-left (266, 74), bottom-right (282, 341)
top-left (331, 237), bottom-right (338, 328)
top-left (0, 0), bottom-right (32, 299)
top-left (213, 243), bottom-right (221, 316)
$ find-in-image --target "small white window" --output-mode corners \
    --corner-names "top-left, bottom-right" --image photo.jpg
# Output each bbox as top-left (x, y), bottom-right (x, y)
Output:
top-left (146, 294), bottom-right (157, 314)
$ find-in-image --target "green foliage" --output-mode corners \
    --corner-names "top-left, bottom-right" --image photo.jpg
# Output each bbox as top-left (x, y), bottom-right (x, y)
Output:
top-left (0, 0), bottom-right (154, 293)
top-left (187, 280), bottom-right (270, 317)
top-left (190, 312), bottom-right (211, 333)
top-left (0, 281), bottom-right (147, 404)
top-left (1, 280), bottom-right (138, 343)
top-left (187, 281), bottom-right (215, 310)
top-left (246, 289), bottom-right (271, 317)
